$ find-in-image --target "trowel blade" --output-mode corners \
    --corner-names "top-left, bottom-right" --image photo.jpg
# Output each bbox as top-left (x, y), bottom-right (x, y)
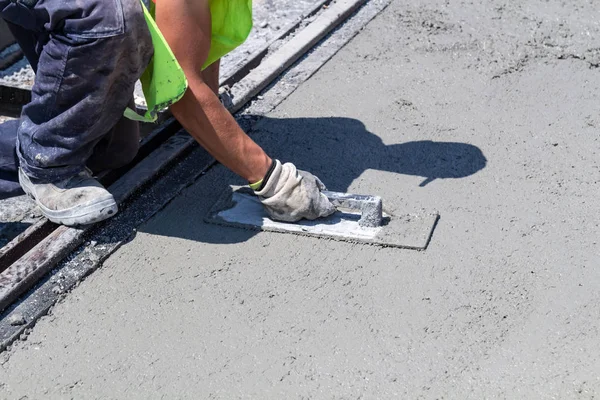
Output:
top-left (204, 186), bottom-right (439, 250)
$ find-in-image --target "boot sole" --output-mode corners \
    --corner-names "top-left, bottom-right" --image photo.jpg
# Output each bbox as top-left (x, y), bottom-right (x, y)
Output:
top-left (26, 193), bottom-right (119, 226)
top-left (39, 198), bottom-right (119, 226)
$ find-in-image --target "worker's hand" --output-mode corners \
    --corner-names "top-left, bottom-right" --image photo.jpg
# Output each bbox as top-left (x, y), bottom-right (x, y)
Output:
top-left (255, 160), bottom-right (336, 222)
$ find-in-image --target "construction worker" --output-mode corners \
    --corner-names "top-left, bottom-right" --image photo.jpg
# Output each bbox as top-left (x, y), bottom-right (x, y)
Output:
top-left (0, 0), bottom-right (335, 226)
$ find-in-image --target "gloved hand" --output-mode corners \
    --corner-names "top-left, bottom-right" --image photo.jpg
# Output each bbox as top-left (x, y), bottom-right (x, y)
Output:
top-left (254, 160), bottom-right (336, 222)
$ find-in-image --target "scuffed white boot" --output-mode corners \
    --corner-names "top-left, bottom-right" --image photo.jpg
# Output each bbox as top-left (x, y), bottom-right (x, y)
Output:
top-left (19, 167), bottom-right (118, 226)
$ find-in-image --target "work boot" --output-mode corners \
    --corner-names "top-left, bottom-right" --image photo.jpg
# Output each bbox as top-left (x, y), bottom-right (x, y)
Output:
top-left (18, 168), bottom-right (118, 226)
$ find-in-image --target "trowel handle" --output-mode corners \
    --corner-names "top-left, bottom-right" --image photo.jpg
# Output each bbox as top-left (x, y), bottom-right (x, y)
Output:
top-left (322, 191), bottom-right (383, 228)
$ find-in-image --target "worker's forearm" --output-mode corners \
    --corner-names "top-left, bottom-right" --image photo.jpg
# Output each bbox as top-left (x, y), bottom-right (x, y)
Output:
top-left (155, 0), bottom-right (271, 183)
top-left (170, 78), bottom-right (271, 183)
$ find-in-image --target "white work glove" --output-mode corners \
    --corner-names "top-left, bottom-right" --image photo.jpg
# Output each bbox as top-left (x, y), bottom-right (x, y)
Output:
top-left (254, 160), bottom-right (336, 222)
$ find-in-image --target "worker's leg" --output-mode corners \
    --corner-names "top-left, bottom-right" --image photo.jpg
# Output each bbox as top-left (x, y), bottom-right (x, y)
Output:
top-left (155, 0), bottom-right (271, 183)
top-left (3, 0), bottom-right (152, 224)
top-left (0, 119), bottom-right (22, 199)
top-left (1, 17), bottom-right (141, 178)
top-left (0, 19), bottom-right (41, 200)
top-left (16, 0), bottom-right (152, 184)
top-left (86, 99), bottom-right (141, 173)
top-left (0, 21), bottom-right (140, 200)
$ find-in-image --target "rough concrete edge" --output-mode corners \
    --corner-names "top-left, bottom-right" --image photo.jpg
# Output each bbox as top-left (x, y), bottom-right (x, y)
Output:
top-left (0, 131), bottom-right (194, 315)
top-left (0, 0), bottom-right (392, 353)
top-left (0, 145), bottom-right (213, 351)
top-left (220, 0), bottom-right (333, 87)
top-left (242, 0), bottom-right (392, 116)
top-left (227, 0), bottom-right (368, 114)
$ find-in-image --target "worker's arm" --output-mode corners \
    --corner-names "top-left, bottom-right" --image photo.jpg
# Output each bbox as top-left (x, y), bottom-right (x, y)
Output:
top-left (154, 0), bottom-right (269, 183)
top-left (154, 0), bottom-right (335, 221)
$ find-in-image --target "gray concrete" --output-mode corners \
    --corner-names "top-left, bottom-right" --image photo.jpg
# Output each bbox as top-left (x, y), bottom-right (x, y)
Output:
top-left (2, 0), bottom-right (600, 398)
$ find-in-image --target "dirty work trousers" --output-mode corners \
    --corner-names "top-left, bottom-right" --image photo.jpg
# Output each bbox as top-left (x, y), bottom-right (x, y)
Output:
top-left (0, 0), bottom-right (154, 199)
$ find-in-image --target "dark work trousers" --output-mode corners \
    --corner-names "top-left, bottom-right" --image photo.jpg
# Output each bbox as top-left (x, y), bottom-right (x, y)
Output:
top-left (0, 0), bottom-right (153, 200)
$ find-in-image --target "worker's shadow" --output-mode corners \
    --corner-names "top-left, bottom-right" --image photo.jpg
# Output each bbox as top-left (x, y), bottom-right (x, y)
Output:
top-left (252, 116), bottom-right (486, 189)
top-left (143, 116), bottom-right (486, 244)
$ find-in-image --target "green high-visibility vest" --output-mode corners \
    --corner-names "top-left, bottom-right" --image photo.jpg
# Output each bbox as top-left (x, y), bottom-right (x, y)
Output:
top-left (125, 0), bottom-right (253, 122)
top-left (205, 0), bottom-right (254, 69)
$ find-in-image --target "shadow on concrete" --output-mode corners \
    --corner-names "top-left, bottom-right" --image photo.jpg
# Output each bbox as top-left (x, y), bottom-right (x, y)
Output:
top-left (253, 116), bottom-right (487, 189)
top-left (141, 116), bottom-right (486, 245)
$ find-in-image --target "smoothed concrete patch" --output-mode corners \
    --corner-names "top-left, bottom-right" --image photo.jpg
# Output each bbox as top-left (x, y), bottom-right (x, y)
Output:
top-left (206, 186), bottom-right (438, 249)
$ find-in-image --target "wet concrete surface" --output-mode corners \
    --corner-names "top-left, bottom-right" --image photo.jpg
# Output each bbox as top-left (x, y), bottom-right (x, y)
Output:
top-left (1, 0), bottom-right (600, 398)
